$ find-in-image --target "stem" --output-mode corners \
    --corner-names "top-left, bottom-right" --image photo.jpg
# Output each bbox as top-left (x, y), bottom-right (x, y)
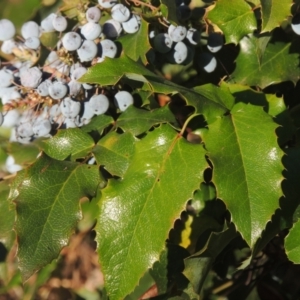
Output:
top-left (126, 0), bottom-right (157, 11)
top-left (180, 113), bottom-right (198, 136)
top-left (0, 174), bottom-right (16, 181)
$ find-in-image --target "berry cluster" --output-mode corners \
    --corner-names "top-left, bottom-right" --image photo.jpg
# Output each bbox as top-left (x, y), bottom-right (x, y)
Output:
top-left (0, 0), bottom-right (225, 146)
top-left (0, 1), bottom-right (137, 143)
top-left (150, 0), bottom-right (224, 72)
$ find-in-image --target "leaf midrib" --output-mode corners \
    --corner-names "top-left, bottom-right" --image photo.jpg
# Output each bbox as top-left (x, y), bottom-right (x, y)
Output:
top-left (241, 40), bottom-right (290, 82)
top-left (231, 114), bottom-right (252, 243)
top-left (30, 165), bottom-right (80, 258)
top-left (114, 133), bottom-right (179, 297)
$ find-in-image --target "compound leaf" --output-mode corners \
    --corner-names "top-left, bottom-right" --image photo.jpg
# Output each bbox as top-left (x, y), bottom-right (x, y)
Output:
top-left (206, 0), bottom-right (257, 44)
top-left (79, 54), bottom-right (154, 87)
top-left (116, 105), bottom-right (177, 136)
top-left (96, 124), bottom-right (208, 300)
top-left (81, 55), bottom-right (228, 122)
top-left (230, 34), bottom-right (300, 88)
top-left (285, 220), bottom-right (300, 264)
top-left (12, 154), bottom-right (101, 280)
top-left (183, 224), bottom-right (236, 295)
top-left (93, 131), bottom-right (136, 177)
top-left (118, 19), bottom-right (150, 65)
top-left (260, 0), bottom-right (291, 33)
top-left (81, 114), bottom-right (114, 134)
top-left (41, 128), bottom-right (95, 160)
top-left (0, 181), bottom-right (15, 249)
top-left (202, 102), bottom-right (284, 247)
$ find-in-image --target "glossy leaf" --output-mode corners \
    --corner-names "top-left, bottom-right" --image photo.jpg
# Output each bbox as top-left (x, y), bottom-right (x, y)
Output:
top-left (230, 34), bottom-right (300, 88)
top-left (193, 84), bottom-right (235, 111)
top-left (255, 34), bottom-right (272, 65)
top-left (118, 19), bottom-right (150, 65)
top-left (81, 114), bottom-right (114, 134)
top-left (260, 0), bottom-right (291, 33)
top-left (116, 105), bottom-right (177, 136)
top-left (202, 102), bottom-right (284, 247)
top-left (0, 181), bottom-right (15, 248)
top-left (11, 154), bottom-right (101, 280)
top-left (206, 0), bottom-right (257, 44)
top-left (285, 220), bottom-right (300, 263)
top-left (79, 54), bottom-right (154, 87)
top-left (226, 83), bottom-right (294, 146)
top-left (96, 124), bottom-right (208, 300)
top-left (226, 82), bottom-right (287, 117)
top-left (93, 132), bottom-right (136, 177)
top-left (80, 55), bottom-right (228, 122)
top-left (41, 128), bottom-right (95, 160)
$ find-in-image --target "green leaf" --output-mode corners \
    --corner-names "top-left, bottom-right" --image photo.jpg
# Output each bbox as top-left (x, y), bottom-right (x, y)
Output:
top-left (93, 132), bottom-right (136, 177)
top-left (285, 220), bottom-right (300, 263)
top-left (116, 105), bottom-right (177, 136)
top-left (260, 0), bottom-right (291, 33)
top-left (160, 0), bottom-right (179, 24)
top-left (118, 19), bottom-right (150, 65)
top-left (40, 31), bottom-right (60, 48)
top-left (206, 0), bottom-right (257, 44)
top-left (79, 55), bottom-right (154, 87)
top-left (230, 34), bottom-right (300, 88)
top-left (81, 114), bottom-right (114, 134)
top-left (80, 55), bottom-right (228, 122)
top-left (149, 250), bottom-right (168, 295)
top-left (0, 181), bottom-right (15, 249)
top-left (202, 102), bottom-right (284, 247)
top-left (41, 128), bottom-right (95, 160)
top-left (8, 142), bottom-right (40, 166)
top-left (124, 271), bottom-right (156, 300)
top-left (226, 83), bottom-right (294, 145)
top-left (183, 224), bottom-right (236, 295)
top-left (191, 183), bottom-right (217, 214)
top-left (255, 34), bottom-right (272, 64)
top-left (193, 84), bottom-right (235, 111)
top-left (0, 0), bottom-right (41, 28)
top-left (96, 124), bottom-right (208, 300)
top-left (13, 154), bottom-right (101, 280)
top-left (225, 82), bottom-right (287, 117)
top-left (60, 0), bottom-right (89, 19)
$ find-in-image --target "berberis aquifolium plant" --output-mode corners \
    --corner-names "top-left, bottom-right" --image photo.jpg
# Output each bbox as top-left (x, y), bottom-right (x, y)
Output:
top-left (1, 0), bottom-right (300, 299)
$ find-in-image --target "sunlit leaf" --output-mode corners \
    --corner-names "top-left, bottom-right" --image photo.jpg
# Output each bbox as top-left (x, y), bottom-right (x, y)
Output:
top-left (260, 0), bottom-right (291, 33)
top-left (41, 128), bottom-right (95, 160)
top-left (0, 181), bottom-right (15, 248)
top-left (118, 19), bottom-right (150, 65)
top-left (116, 105), bottom-right (177, 136)
top-left (230, 33), bottom-right (300, 88)
top-left (206, 0), bottom-right (257, 44)
top-left (285, 220), bottom-right (300, 264)
top-left (80, 55), bottom-right (229, 122)
top-left (93, 131), bottom-right (136, 177)
top-left (96, 124), bottom-right (208, 300)
top-left (202, 102), bottom-right (284, 246)
top-left (12, 154), bottom-right (102, 280)
top-left (81, 114), bottom-right (114, 134)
